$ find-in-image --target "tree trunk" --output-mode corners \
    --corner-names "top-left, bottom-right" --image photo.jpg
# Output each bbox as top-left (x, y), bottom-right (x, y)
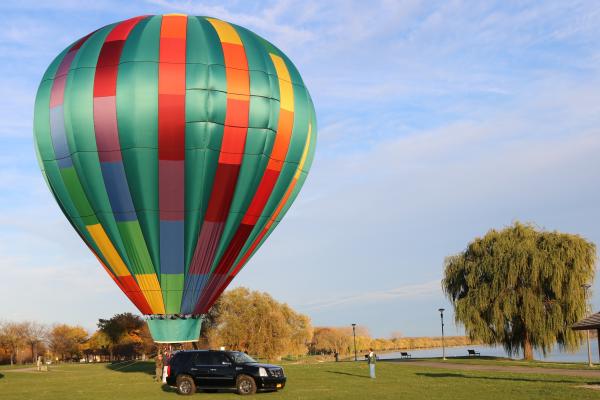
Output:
top-left (523, 334), bottom-right (533, 361)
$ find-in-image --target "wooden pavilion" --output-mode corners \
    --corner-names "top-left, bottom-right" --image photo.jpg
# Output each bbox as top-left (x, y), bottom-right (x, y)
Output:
top-left (572, 312), bottom-right (600, 362)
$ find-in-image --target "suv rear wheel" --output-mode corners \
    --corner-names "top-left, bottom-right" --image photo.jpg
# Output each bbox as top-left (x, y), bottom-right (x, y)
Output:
top-left (236, 374), bottom-right (257, 395)
top-left (176, 375), bottom-right (196, 395)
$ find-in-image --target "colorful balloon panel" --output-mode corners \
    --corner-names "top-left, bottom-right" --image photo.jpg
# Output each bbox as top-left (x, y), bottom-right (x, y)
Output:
top-left (33, 15), bottom-right (316, 330)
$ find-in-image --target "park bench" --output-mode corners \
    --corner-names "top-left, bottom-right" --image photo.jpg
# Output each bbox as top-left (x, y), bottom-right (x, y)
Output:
top-left (467, 349), bottom-right (481, 356)
top-left (400, 352), bottom-right (411, 359)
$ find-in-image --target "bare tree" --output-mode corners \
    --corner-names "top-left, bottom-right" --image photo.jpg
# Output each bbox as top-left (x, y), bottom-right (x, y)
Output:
top-left (390, 331), bottom-right (403, 340)
top-left (23, 321), bottom-right (48, 363)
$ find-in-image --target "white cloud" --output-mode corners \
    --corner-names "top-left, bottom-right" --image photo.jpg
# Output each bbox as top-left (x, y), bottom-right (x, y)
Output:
top-left (235, 69), bottom-right (600, 329)
top-left (299, 280), bottom-right (441, 311)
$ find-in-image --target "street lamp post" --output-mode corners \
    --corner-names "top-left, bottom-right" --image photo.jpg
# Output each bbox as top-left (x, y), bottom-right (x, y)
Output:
top-left (582, 284), bottom-right (592, 367)
top-left (352, 323), bottom-right (357, 361)
top-left (438, 308), bottom-right (446, 360)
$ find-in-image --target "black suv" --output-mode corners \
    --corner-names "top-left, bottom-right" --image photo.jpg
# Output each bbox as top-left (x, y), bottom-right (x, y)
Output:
top-left (166, 350), bottom-right (286, 395)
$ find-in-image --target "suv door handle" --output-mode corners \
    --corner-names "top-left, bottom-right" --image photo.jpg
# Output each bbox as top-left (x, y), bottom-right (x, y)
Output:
top-left (190, 367), bottom-right (198, 371)
top-left (209, 368), bottom-right (217, 372)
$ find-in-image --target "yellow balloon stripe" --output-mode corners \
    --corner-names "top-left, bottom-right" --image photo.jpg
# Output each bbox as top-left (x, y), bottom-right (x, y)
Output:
top-left (269, 123), bottom-right (312, 229)
top-left (270, 54), bottom-right (294, 112)
top-left (86, 223), bottom-right (165, 313)
top-left (86, 224), bottom-right (131, 277)
top-left (295, 123), bottom-right (313, 179)
top-left (136, 274), bottom-right (166, 314)
top-left (230, 123), bottom-right (313, 274)
top-left (206, 18), bottom-right (243, 45)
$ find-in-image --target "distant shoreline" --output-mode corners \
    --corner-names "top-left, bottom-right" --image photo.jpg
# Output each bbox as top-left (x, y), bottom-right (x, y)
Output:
top-left (377, 343), bottom-right (481, 355)
top-left (376, 344), bottom-right (487, 354)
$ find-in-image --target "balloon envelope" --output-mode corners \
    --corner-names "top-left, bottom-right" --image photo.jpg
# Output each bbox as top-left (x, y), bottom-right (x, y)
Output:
top-left (33, 15), bottom-right (316, 342)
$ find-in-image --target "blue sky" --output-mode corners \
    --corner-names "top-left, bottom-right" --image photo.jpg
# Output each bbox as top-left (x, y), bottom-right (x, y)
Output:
top-left (1, 0), bottom-right (599, 338)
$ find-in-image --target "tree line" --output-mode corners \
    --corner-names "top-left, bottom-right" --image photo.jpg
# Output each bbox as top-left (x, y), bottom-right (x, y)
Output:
top-left (202, 287), bottom-right (470, 359)
top-left (309, 326), bottom-right (476, 356)
top-left (0, 321), bottom-right (87, 365)
top-left (3, 222), bottom-right (593, 364)
top-left (7, 223), bottom-right (588, 366)
top-left (1, 287), bottom-right (468, 364)
top-left (0, 314), bottom-right (156, 365)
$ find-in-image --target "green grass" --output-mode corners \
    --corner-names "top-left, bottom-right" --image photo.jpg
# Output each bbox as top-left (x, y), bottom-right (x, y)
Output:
top-left (0, 360), bottom-right (599, 399)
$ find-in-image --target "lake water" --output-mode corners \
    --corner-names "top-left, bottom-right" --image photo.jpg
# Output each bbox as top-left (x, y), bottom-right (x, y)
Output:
top-left (379, 340), bottom-right (600, 363)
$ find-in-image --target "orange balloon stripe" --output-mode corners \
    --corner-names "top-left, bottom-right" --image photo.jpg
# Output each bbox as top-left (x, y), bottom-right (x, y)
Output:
top-left (187, 19), bottom-right (250, 278)
top-left (227, 124), bottom-right (312, 290)
top-left (192, 50), bottom-right (297, 312)
top-left (200, 124), bottom-right (313, 312)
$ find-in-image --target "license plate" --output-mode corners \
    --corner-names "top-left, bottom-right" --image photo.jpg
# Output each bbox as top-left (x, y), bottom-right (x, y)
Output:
top-left (276, 384), bottom-right (282, 388)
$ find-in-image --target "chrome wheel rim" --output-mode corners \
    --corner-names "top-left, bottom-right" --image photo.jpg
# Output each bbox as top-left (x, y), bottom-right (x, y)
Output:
top-left (240, 379), bottom-right (252, 393)
top-left (180, 380), bottom-right (192, 394)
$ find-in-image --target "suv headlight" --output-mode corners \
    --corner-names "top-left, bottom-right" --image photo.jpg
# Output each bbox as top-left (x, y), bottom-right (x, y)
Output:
top-left (258, 367), bottom-right (268, 377)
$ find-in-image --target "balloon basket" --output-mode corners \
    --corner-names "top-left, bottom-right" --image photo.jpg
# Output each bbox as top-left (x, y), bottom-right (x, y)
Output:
top-left (147, 315), bottom-right (202, 343)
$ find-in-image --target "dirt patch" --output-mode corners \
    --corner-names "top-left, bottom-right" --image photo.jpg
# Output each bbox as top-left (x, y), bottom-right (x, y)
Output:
top-left (4, 367), bottom-right (65, 373)
top-left (576, 384), bottom-right (600, 391)
top-left (386, 360), bottom-right (600, 379)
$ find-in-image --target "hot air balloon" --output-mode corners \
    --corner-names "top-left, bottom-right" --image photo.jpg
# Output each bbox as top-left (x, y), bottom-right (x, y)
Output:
top-left (33, 14), bottom-right (316, 343)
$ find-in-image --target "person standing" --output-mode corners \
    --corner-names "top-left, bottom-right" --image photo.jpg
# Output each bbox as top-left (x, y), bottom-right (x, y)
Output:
top-left (162, 350), bottom-right (170, 384)
top-left (367, 348), bottom-right (376, 379)
top-left (155, 354), bottom-right (164, 383)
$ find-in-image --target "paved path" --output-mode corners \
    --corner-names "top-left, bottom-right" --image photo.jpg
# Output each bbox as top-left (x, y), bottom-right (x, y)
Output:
top-left (385, 359), bottom-right (600, 379)
top-left (2, 367), bottom-right (39, 373)
top-left (2, 367), bottom-right (63, 373)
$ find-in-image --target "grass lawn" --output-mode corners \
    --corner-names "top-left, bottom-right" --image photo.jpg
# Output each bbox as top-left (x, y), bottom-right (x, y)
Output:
top-left (1, 360), bottom-right (599, 399)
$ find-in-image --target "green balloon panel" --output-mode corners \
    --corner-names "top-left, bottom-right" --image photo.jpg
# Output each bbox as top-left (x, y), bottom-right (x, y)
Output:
top-left (34, 15), bottom-right (316, 322)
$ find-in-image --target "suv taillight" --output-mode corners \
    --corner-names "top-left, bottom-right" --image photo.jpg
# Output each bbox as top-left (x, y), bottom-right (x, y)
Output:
top-left (167, 365), bottom-right (171, 377)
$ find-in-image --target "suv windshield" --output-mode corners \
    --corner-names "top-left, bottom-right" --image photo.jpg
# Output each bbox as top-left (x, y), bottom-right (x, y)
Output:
top-left (227, 351), bottom-right (257, 364)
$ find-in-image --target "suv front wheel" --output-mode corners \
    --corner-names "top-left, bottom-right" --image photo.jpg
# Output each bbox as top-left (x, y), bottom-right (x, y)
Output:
top-left (176, 375), bottom-right (196, 395)
top-left (236, 374), bottom-right (257, 395)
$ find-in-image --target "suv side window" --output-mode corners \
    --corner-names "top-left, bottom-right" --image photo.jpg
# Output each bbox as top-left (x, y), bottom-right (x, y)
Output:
top-left (209, 352), bottom-right (231, 366)
top-left (193, 352), bottom-right (211, 365)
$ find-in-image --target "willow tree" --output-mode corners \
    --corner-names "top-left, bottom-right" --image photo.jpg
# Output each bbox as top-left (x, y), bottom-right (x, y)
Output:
top-left (205, 287), bottom-right (313, 359)
top-left (443, 222), bottom-right (596, 360)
